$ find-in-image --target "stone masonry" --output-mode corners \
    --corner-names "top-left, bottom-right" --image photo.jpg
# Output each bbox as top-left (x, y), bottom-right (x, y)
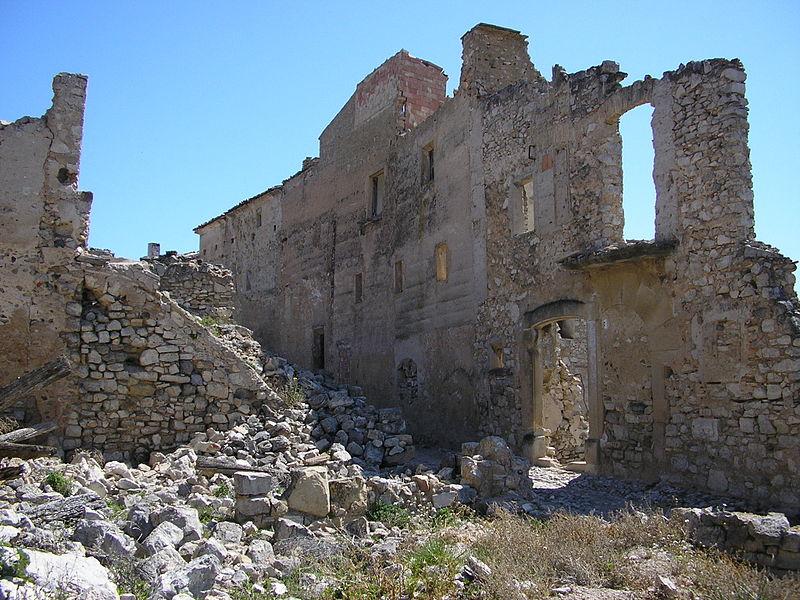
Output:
top-left (197, 24), bottom-right (799, 516)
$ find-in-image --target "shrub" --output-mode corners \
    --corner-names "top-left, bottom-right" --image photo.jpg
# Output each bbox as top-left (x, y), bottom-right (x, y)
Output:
top-left (45, 471), bottom-right (73, 497)
top-left (213, 482), bottom-right (232, 498)
top-left (282, 377), bottom-right (306, 407)
top-left (366, 503), bottom-right (412, 529)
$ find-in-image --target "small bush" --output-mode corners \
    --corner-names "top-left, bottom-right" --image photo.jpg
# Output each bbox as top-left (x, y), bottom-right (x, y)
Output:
top-left (0, 548), bottom-right (30, 581)
top-left (45, 471), bottom-right (73, 497)
top-left (366, 503), bottom-right (412, 529)
top-left (213, 482), bottom-right (232, 498)
top-left (105, 498), bottom-right (126, 516)
top-left (430, 507), bottom-right (457, 529)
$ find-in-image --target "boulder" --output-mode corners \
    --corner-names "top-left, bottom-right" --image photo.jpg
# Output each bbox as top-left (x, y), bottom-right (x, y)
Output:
top-left (73, 519), bottom-right (136, 556)
top-left (142, 521), bottom-right (184, 557)
top-left (151, 505), bottom-right (203, 545)
top-left (20, 548), bottom-right (119, 600)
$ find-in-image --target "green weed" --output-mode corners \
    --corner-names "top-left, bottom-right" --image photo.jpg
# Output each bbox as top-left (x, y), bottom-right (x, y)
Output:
top-left (45, 471), bottom-right (73, 497)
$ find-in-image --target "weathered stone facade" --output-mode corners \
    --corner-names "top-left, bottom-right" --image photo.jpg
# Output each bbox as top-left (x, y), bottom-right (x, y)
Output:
top-left (198, 24), bottom-right (799, 515)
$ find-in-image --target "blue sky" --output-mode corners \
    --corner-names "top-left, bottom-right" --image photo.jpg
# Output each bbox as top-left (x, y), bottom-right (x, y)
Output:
top-left (3, 1), bottom-right (799, 275)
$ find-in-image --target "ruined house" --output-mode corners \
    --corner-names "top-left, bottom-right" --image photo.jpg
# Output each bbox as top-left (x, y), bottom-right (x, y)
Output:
top-left (196, 24), bottom-right (799, 514)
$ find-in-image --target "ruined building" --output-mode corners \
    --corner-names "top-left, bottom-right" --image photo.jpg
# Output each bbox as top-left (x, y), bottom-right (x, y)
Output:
top-left (196, 24), bottom-right (799, 513)
top-left (1, 75), bottom-right (270, 461)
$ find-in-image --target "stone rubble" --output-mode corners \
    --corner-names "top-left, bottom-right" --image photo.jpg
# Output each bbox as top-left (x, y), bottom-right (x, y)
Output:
top-left (0, 425), bottom-right (797, 599)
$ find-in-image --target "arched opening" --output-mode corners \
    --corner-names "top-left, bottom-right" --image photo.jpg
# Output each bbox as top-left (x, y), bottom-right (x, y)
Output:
top-left (620, 104), bottom-right (656, 241)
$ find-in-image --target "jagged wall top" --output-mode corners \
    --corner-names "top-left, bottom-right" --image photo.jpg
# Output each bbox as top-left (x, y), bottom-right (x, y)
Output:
top-left (459, 23), bottom-right (543, 96)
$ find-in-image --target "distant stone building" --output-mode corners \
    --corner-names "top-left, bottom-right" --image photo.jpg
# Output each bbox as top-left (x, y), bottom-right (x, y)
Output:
top-left (196, 24), bottom-right (799, 514)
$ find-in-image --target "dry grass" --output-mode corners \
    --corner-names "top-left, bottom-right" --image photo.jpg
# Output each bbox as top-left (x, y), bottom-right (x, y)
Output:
top-left (471, 509), bottom-right (800, 600)
top-left (244, 508), bottom-right (800, 600)
top-left (0, 416), bottom-right (19, 435)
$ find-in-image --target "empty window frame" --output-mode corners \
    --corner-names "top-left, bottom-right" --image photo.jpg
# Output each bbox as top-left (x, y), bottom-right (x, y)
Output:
top-left (422, 143), bottom-right (435, 183)
top-left (354, 272), bottom-right (363, 303)
top-left (435, 243), bottom-right (448, 281)
top-left (370, 170), bottom-right (385, 217)
top-left (514, 177), bottom-right (535, 234)
top-left (394, 260), bottom-right (404, 293)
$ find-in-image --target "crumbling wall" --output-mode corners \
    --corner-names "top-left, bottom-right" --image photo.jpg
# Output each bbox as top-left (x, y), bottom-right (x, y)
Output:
top-left (61, 260), bottom-right (267, 460)
top-left (1, 74), bottom-right (271, 459)
top-left (199, 50), bottom-right (484, 446)
top-left (196, 24), bottom-right (798, 513)
top-left (149, 253), bottom-right (236, 318)
top-left (0, 73), bottom-right (91, 424)
top-left (470, 26), bottom-right (798, 513)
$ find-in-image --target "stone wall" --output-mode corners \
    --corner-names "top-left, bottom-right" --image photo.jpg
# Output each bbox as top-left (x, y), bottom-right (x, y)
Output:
top-left (198, 50), bottom-right (485, 447)
top-left (148, 253), bottom-right (236, 319)
top-left (675, 507), bottom-right (800, 571)
top-left (61, 259), bottom-right (268, 461)
top-left (0, 73), bottom-right (91, 425)
top-left (471, 31), bottom-right (799, 514)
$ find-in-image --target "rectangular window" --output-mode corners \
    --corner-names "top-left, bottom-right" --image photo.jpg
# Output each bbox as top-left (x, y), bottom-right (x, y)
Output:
top-left (511, 176), bottom-right (535, 235)
top-left (422, 143), bottom-right (435, 183)
top-left (394, 260), bottom-right (404, 293)
top-left (435, 243), bottom-right (448, 281)
top-left (256, 209), bottom-right (262, 227)
top-left (370, 170), bottom-right (385, 217)
top-left (354, 272), bottom-right (363, 303)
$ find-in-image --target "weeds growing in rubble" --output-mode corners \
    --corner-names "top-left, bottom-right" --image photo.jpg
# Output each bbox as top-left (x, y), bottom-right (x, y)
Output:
top-left (282, 377), bottom-right (306, 407)
top-left (44, 471), bottom-right (73, 497)
top-left (365, 502), bottom-right (412, 529)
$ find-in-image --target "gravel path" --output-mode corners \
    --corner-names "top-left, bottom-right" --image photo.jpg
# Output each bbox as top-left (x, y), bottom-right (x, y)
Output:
top-left (524, 465), bottom-right (749, 517)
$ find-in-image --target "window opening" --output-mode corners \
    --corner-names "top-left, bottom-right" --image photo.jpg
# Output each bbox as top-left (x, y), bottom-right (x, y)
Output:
top-left (354, 272), bottom-right (363, 303)
top-left (435, 243), bottom-right (448, 281)
top-left (620, 104), bottom-right (656, 241)
top-left (394, 260), bottom-right (404, 293)
top-left (514, 176), bottom-right (535, 234)
top-left (422, 143), bottom-right (435, 183)
top-left (256, 209), bottom-right (262, 227)
top-left (370, 170), bottom-right (385, 217)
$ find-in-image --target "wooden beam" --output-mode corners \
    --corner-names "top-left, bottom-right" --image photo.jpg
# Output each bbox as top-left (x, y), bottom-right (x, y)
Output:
top-left (0, 420), bottom-right (57, 443)
top-left (0, 356), bottom-right (72, 412)
top-left (0, 441), bottom-right (58, 459)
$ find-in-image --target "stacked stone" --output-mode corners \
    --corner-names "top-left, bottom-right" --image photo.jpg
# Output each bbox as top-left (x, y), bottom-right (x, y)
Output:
top-left (147, 252), bottom-right (236, 319)
top-left (674, 507), bottom-right (800, 571)
top-left (61, 263), bottom-right (268, 460)
top-left (233, 471), bottom-right (283, 528)
top-left (657, 61), bottom-right (800, 512)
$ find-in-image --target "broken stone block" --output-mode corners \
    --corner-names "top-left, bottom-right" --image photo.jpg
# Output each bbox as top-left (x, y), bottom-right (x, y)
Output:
top-left (233, 471), bottom-right (278, 496)
top-left (287, 467), bottom-right (330, 517)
